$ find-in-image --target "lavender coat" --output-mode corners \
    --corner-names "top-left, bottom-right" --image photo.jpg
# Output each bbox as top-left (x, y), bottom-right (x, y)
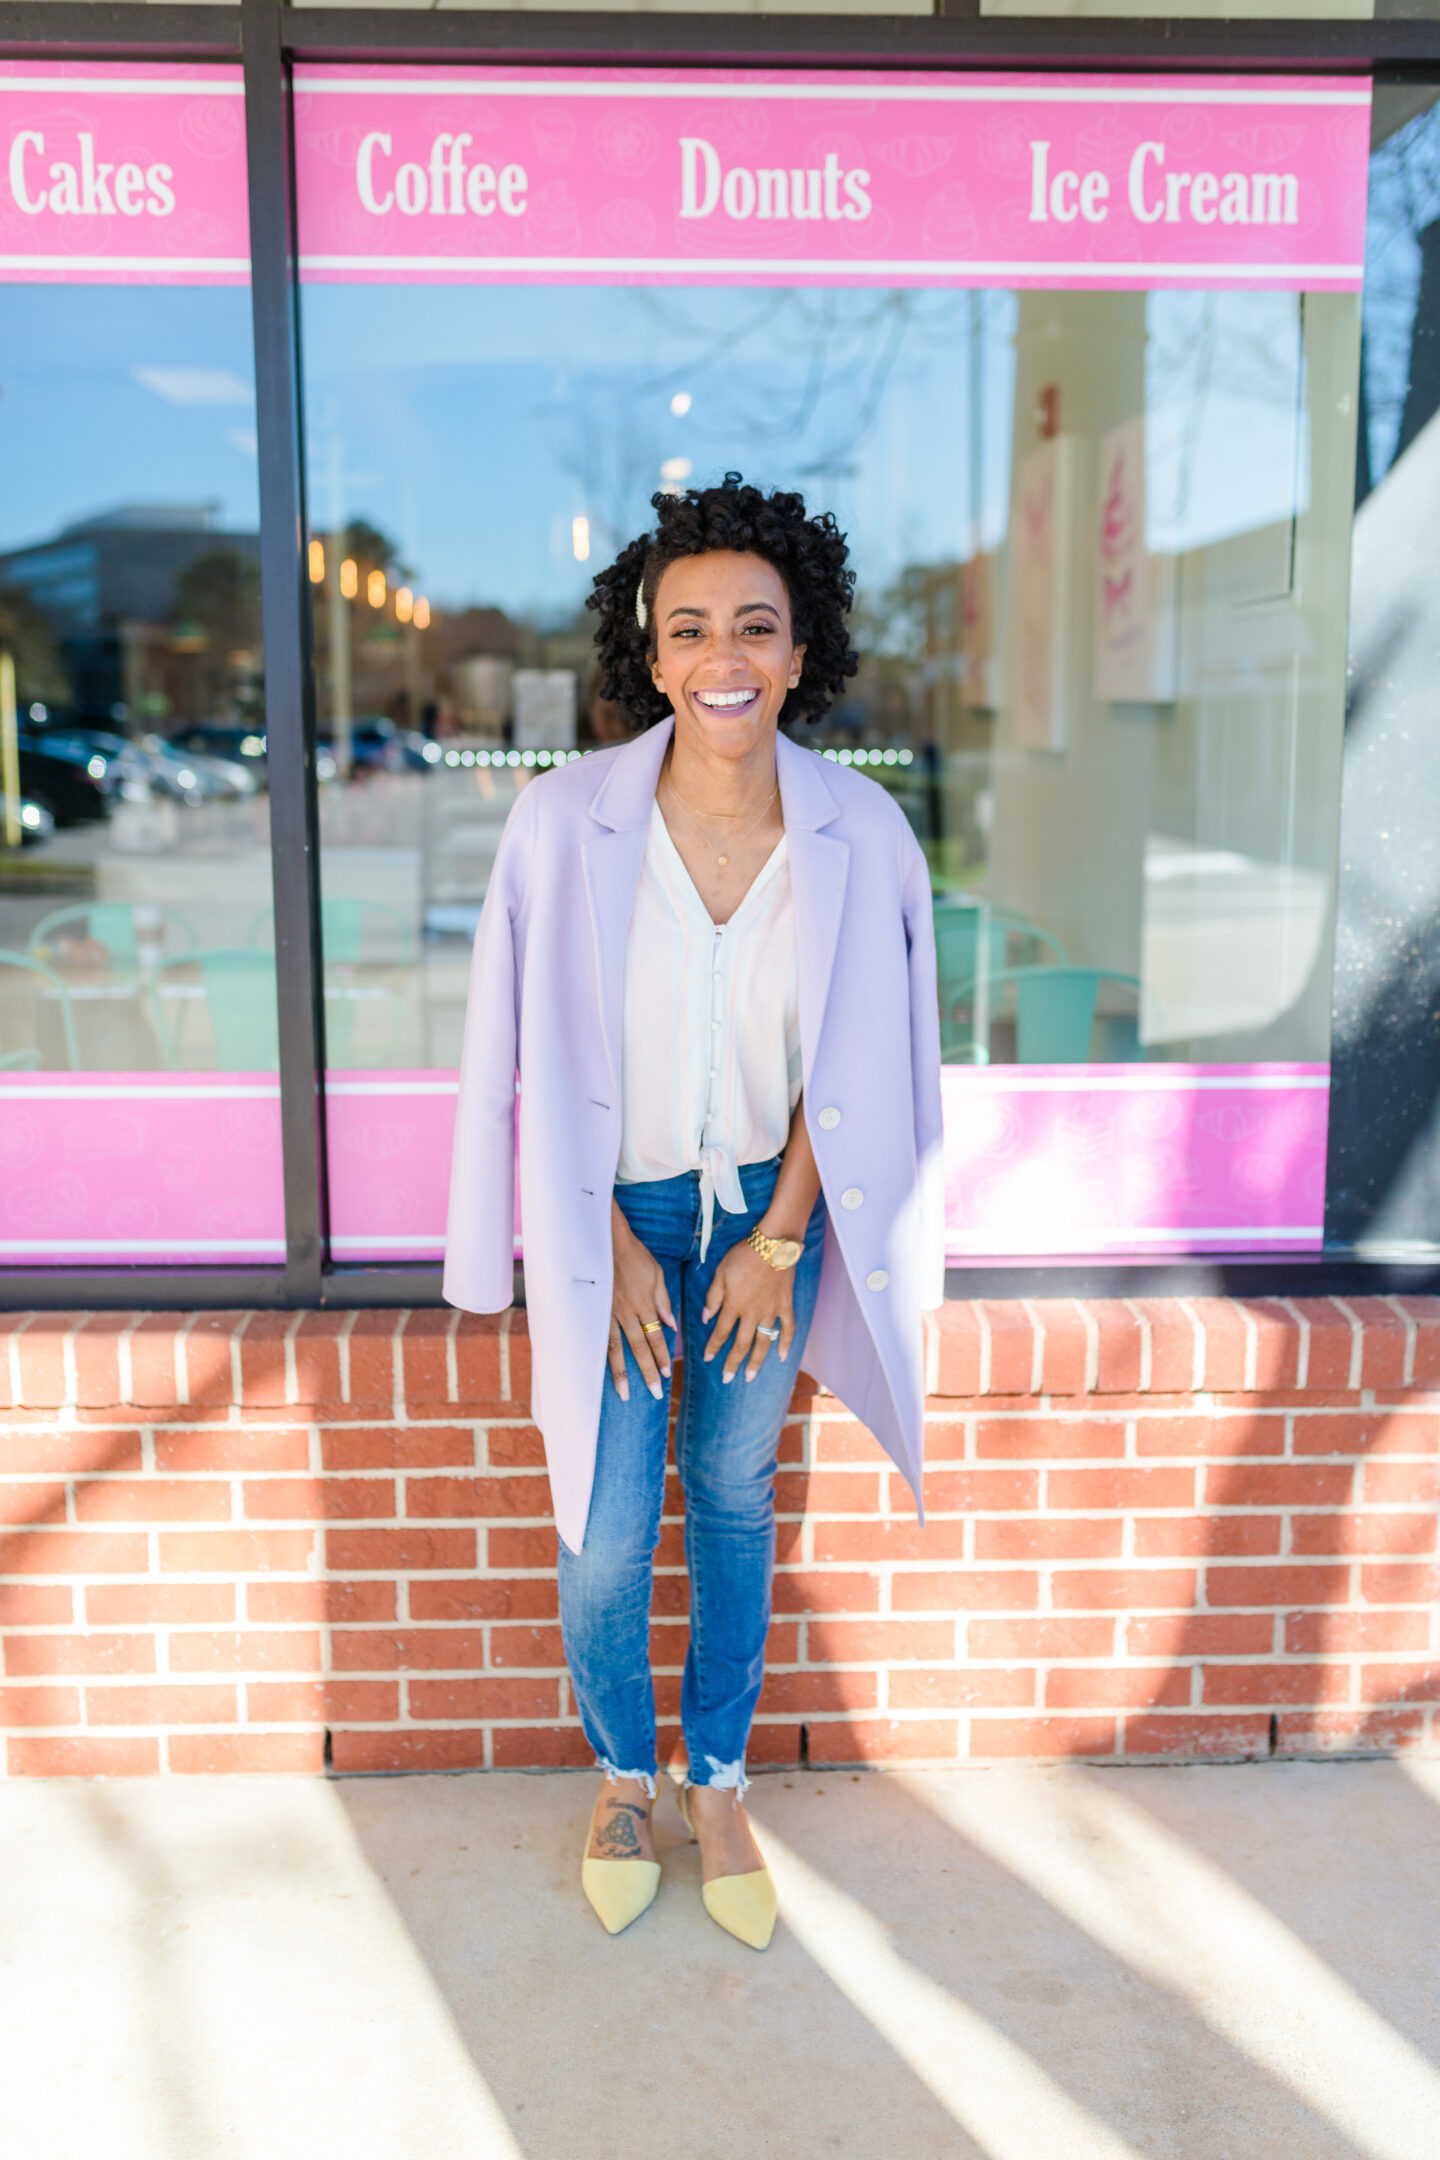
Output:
top-left (443, 717), bottom-right (945, 1554)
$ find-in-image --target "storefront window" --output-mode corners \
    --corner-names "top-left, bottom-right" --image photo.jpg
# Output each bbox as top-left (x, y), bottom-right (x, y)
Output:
top-left (293, 64), bottom-right (1370, 1265)
top-left (1330, 85), bottom-right (1440, 1250)
top-left (0, 62), bottom-right (279, 1265)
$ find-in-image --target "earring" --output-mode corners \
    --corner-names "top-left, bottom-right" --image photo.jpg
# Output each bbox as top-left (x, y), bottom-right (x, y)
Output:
top-left (635, 582), bottom-right (647, 631)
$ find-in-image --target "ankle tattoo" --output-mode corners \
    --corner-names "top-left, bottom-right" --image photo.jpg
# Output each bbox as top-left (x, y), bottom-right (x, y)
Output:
top-left (593, 1801), bottom-right (648, 1858)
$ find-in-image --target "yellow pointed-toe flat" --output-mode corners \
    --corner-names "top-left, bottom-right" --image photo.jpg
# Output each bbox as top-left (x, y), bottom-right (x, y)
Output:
top-left (701, 1868), bottom-right (777, 1952)
top-left (581, 1855), bottom-right (661, 1936)
top-left (677, 1786), bottom-right (777, 1952)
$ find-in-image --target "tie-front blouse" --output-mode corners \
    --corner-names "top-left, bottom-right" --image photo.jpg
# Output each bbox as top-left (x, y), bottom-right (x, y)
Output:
top-left (615, 800), bottom-right (802, 1256)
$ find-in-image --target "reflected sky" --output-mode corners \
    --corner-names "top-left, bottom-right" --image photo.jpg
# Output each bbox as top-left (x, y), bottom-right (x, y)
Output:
top-left (0, 287), bottom-right (259, 553)
top-left (1363, 100), bottom-right (1440, 485)
top-left (0, 278), bottom-right (1319, 609)
top-left (298, 283), bottom-right (1016, 618)
top-left (1147, 291), bottom-right (1306, 553)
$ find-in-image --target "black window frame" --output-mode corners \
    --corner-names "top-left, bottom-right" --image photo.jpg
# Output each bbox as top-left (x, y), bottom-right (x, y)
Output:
top-left (0, 0), bottom-right (1436, 1309)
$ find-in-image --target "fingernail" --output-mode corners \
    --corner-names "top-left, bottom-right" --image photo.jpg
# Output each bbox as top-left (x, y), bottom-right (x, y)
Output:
top-left (745, 1371), bottom-right (755, 1383)
top-left (722, 1370), bottom-right (734, 1385)
top-left (649, 1381), bottom-right (662, 1400)
top-left (618, 1382), bottom-right (629, 1401)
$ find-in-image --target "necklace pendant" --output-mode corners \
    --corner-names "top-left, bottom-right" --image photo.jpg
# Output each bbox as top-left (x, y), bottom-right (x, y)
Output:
top-left (718, 855), bottom-right (728, 866)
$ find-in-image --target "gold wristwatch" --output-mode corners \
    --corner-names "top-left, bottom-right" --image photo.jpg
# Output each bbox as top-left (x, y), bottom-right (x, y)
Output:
top-left (749, 1225), bottom-right (804, 1272)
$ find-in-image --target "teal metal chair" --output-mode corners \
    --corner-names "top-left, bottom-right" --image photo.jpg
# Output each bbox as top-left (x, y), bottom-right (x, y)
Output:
top-left (248, 897), bottom-right (415, 1067)
top-left (0, 949), bottom-right (80, 1070)
top-left (147, 948), bottom-right (279, 1070)
top-left (953, 963), bottom-right (1142, 1064)
top-left (29, 902), bottom-right (196, 975)
top-left (934, 899), bottom-right (1068, 1061)
top-left (246, 896), bottom-right (416, 967)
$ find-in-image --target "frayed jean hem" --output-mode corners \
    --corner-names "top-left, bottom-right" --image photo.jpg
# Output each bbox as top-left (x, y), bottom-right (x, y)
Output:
top-left (685, 1753), bottom-right (749, 1798)
top-left (596, 1757), bottom-right (657, 1800)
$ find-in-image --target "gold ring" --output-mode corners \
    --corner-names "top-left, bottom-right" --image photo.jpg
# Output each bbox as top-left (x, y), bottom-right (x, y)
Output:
top-left (641, 1320), bottom-right (663, 1334)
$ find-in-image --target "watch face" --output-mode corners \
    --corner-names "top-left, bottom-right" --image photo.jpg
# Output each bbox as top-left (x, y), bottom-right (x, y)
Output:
top-left (770, 1238), bottom-right (803, 1270)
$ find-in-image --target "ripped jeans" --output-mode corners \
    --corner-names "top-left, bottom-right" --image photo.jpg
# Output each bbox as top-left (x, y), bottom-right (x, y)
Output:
top-left (557, 1155), bottom-right (826, 1793)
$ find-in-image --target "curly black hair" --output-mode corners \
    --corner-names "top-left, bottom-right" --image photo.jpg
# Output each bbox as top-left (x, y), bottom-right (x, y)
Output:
top-left (585, 473), bottom-right (858, 729)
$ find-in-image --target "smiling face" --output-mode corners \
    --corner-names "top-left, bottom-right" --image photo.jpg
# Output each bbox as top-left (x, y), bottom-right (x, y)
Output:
top-left (648, 550), bottom-right (805, 761)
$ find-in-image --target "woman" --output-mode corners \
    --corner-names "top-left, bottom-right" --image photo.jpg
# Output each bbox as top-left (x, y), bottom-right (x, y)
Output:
top-left (445, 475), bottom-right (944, 1950)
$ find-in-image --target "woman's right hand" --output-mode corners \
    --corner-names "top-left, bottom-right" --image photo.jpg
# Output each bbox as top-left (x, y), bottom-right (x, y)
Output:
top-left (609, 1200), bottom-right (675, 1403)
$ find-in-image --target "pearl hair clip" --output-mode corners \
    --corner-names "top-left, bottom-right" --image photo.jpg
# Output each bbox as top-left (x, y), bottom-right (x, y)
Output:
top-left (635, 581), bottom-right (648, 632)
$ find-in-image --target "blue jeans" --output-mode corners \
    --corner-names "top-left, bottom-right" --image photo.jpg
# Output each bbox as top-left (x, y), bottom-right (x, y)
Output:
top-left (557, 1156), bottom-right (826, 1791)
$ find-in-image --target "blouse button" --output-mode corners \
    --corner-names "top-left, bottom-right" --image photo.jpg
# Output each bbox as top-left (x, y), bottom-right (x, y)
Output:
top-left (866, 1270), bottom-right (889, 1293)
top-left (841, 1188), bottom-right (864, 1210)
top-left (818, 1107), bottom-right (841, 1130)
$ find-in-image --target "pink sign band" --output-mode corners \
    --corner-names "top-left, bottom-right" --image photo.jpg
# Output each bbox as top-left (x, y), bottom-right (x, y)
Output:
top-left (0, 62), bottom-right (250, 282)
top-left (0, 1064), bottom-right (1327, 1266)
top-left (293, 66), bottom-right (1370, 291)
top-left (0, 1064), bottom-right (1327, 1267)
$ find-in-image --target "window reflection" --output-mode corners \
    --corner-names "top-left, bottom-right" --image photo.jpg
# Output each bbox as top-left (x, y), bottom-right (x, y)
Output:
top-left (302, 276), bottom-right (1356, 1258)
top-left (1330, 90), bottom-right (1440, 1248)
top-left (0, 286), bottom-right (280, 1264)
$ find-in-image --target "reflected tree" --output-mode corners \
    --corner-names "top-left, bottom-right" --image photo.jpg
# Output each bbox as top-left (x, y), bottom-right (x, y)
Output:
top-left (0, 578), bottom-right (68, 712)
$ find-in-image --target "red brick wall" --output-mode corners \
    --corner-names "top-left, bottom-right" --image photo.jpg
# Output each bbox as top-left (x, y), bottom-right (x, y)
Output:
top-left (1, 1298), bottom-right (1437, 1776)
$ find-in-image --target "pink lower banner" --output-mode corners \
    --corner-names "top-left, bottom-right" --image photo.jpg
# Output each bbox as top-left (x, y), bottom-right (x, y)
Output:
top-left (940, 1063), bottom-right (1328, 1261)
top-left (327, 1063), bottom-right (1329, 1266)
top-left (0, 1073), bottom-right (283, 1260)
top-left (0, 1062), bottom-right (1328, 1266)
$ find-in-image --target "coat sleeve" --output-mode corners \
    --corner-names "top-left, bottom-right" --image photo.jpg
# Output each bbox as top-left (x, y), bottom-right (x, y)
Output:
top-left (442, 781), bottom-right (537, 1313)
top-left (901, 829), bottom-right (947, 1311)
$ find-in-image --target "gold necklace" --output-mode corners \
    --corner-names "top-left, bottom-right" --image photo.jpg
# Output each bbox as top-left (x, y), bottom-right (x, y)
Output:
top-left (662, 768), bottom-right (779, 869)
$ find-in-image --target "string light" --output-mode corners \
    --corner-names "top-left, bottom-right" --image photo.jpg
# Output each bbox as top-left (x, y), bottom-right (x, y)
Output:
top-left (367, 568), bottom-right (386, 608)
top-left (823, 746), bottom-right (915, 767)
top-left (395, 587), bottom-right (414, 624)
top-left (413, 597), bottom-right (431, 630)
top-left (572, 516), bottom-right (590, 563)
top-left (340, 558), bottom-right (358, 600)
top-left (308, 539), bottom-right (325, 583)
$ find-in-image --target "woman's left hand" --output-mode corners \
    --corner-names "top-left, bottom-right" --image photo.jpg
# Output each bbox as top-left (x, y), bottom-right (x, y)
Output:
top-left (702, 1240), bottom-right (796, 1383)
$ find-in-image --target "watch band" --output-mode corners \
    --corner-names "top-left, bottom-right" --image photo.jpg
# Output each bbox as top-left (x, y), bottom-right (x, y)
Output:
top-left (749, 1225), bottom-right (803, 1271)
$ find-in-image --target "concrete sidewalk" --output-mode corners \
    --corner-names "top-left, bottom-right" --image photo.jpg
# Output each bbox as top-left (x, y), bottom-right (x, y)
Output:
top-left (4, 1761), bottom-right (1439, 2160)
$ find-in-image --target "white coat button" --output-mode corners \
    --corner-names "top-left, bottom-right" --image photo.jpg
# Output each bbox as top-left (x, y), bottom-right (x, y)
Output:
top-left (841, 1188), bottom-right (864, 1210)
top-left (866, 1270), bottom-right (889, 1293)
top-left (818, 1107), bottom-right (841, 1130)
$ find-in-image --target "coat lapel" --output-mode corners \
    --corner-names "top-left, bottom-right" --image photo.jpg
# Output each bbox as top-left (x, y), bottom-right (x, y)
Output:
top-left (776, 733), bottom-right (849, 1081)
top-left (581, 719), bottom-right (673, 1101)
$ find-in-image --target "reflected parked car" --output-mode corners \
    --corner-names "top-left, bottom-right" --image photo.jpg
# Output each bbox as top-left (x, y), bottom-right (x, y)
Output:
top-left (40, 729), bottom-right (162, 802)
top-left (34, 727), bottom-right (253, 808)
top-left (315, 716), bottom-right (435, 777)
top-left (169, 724), bottom-right (268, 782)
top-left (15, 738), bottom-right (109, 824)
top-left (137, 735), bottom-right (234, 803)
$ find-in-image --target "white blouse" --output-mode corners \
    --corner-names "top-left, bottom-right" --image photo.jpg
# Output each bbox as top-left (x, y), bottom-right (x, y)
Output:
top-left (616, 800), bottom-right (802, 1256)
